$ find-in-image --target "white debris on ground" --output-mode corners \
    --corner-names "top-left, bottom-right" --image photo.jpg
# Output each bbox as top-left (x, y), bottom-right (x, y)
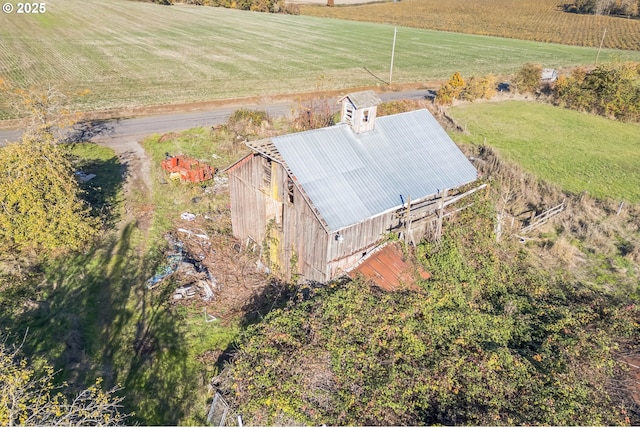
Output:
top-left (146, 210), bottom-right (271, 322)
top-left (75, 170), bottom-right (97, 183)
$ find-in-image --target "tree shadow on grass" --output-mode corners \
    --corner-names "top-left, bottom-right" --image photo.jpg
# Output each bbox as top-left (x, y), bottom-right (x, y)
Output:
top-left (120, 284), bottom-right (194, 425)
top-left (70, 149), bottom-right (126, 230)
top-left (3, 221), bottom-right (193, 425)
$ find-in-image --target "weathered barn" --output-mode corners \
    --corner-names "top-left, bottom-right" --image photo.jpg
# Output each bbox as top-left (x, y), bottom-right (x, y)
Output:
top-left (225, 91), bottom-right (479, 283)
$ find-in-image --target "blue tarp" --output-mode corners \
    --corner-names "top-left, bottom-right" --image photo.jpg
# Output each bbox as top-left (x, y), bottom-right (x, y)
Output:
top-left (145, 254), bottom-right (182, 289)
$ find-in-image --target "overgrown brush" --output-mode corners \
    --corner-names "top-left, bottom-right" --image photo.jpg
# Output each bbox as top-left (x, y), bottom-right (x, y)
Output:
top-left (219, 194), bottom-right (640, 424)
top-left (464, 143), bottom-right (640, 292)
top-left (553, 62), bottom-right (640, 122)
top-left (225, 108), bottom-right (272, 138)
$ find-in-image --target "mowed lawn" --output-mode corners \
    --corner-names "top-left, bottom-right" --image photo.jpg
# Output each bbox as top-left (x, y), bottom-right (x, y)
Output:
top-left (450, 101), bottom-right (640, 203)
top-left (2, 0), bottom-right (640, 118)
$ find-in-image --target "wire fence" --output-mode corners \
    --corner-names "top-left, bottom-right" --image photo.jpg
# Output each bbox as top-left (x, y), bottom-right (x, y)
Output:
top-left (207, 392), bottom-right (231, 427)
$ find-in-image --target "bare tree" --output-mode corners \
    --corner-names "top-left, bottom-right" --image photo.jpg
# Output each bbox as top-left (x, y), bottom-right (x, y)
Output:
top-left (595, 0), bottom-right (614, 14)
top-left (0, 336), bottom-right (128, 426)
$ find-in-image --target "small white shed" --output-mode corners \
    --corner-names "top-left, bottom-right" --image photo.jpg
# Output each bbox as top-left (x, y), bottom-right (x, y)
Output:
top-left (542, 68), bottom-right (558, 83)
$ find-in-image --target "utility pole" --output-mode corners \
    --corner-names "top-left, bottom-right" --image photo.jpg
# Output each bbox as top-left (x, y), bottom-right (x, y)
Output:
top-left (389, 27), bottom-right (397, 85)
top-left (596, 27), bottom-right (606, 65)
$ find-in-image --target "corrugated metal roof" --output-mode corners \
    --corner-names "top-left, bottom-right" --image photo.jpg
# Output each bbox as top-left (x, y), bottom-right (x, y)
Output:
top-left (272, 109), bottom-right (478, 232)
top-left (339, 90), bottom-right (382, 109)
top-left (246, 138), bottom-right (285, 164)
top-left (347, 243), bottom-right (430, 291)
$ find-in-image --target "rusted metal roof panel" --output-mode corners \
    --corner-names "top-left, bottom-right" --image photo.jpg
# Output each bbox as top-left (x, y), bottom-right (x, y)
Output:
top-left (348, 243), bottom-right (430, 291)
top-left (272, 109), bottom-right (477, 232)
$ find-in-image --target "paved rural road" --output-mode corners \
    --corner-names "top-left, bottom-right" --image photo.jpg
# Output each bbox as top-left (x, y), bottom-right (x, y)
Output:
top-left (0, 88), bottom-right (429, 195)
top-left (0, 89), bottom-right (429, 146)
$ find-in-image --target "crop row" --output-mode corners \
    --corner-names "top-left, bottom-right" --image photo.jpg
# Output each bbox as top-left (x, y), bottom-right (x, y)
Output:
top-left (300, 0), bottom-right (640, 52)
top-left (1, 0), bottom-right (640, 118)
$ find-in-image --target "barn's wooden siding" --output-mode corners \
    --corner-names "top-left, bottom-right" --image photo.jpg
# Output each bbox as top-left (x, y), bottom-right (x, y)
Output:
top-left (228, 154), bottom-right (330, 282)
top-left (280, 184), bottom-right (329, 282)
top-left (228, 154), bottom-right (268, 245)
top-left (326, 211), bottom-right (397, 278)
top-left (267, 160), bottom-right (330, 282)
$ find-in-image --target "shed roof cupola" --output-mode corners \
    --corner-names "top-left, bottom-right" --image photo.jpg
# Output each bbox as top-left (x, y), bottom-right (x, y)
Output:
top-left (339, 90), bottom-right (382, 134)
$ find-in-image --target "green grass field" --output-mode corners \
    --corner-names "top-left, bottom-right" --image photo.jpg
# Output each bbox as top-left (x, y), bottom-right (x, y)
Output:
top-left (2, 0), bottom-right (640, 118)
top-left (449, 101), bottom-right (640, 203)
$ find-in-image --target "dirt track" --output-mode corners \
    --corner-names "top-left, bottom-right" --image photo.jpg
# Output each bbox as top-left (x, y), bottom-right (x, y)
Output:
top-left (94, 135), bottom-right (153, 227)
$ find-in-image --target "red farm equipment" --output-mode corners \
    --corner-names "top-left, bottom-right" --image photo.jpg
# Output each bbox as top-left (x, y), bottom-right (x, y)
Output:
top-left (161, 155), bottom-right (216, 183)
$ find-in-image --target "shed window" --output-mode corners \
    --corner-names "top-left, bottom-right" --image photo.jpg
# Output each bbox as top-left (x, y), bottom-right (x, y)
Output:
top-left (286, 178), bottom-right (295, 204)
top-left (262, 158), bottom-right (272, 189)
top-left (363, 109), bottom-right (369, 123)
top-left (344, 105), bottom-right (354, 124)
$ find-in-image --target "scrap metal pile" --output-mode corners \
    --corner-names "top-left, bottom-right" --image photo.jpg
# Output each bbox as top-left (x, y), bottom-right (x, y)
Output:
top-left (161, 154), bottom-right (217, 183)
top-left (145, 213), bottom-right (270, 320)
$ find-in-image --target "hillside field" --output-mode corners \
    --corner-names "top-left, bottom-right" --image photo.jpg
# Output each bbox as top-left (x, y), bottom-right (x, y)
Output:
top-left (450, 101), bottom-right (640, 203)
top-left (300, 0), bottom-right (640, 51)
top-left (2, 0), bottom-right (640, 118)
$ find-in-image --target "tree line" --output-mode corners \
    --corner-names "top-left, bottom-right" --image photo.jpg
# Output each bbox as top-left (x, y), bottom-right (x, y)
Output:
top-left (436, 62), bottom-right (640, 123)
top-left (146, 0), bottom-right (300, 14)
top-left (564, 0), bottom-right (640, 17)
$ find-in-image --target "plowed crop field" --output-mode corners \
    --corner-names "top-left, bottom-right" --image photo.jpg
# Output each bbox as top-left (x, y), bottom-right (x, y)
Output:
top-left (1, 0), bottom-right (640, 118)
top-left (300, 0), bottom-right (640, 51)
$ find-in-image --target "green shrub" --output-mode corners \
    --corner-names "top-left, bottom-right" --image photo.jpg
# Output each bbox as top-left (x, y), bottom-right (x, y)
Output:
top-left (461, 75), bottom-right (497, 101)
top-left (227, 108), bottom-right (271, 136)
top-left (554, 62), bottom-right (640, 121)
top-left (436, 71), bottom-right (466, 105)
top-left (514, 63), bottom-right (542, 94)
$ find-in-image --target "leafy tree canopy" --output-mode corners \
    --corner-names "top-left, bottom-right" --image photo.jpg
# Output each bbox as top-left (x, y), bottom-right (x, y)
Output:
top-left (436, 72), bottom-right (496, 105)
top-left (554, 61), bottom-right (640, 122)
top-left (565, 0), bottom-right (638, 16)
top-left (0, 86), bottom-right (98, 257)
top-left (0, 134), bottom-right (98, 256)
top-left (514, 62), bottom-right (543, 94)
